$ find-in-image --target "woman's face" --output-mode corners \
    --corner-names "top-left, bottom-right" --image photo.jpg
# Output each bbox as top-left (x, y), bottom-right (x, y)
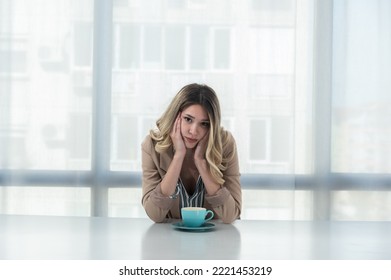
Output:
top-left (180, 104), bottom-right (210, 149)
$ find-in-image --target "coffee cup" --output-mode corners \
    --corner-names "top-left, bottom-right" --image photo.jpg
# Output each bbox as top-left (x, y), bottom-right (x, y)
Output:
top-left (181, 207), bottom-right (214, 227)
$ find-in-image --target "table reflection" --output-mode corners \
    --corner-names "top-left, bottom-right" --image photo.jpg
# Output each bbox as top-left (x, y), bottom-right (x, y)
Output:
top-left (142, 220), bottom-right (241, 259)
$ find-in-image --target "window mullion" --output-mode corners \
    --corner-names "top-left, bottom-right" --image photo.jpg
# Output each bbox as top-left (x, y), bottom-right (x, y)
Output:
top-left (312, 0), bottom-right (334, 220)
top-left (91, 0), bottom-right (113, 217)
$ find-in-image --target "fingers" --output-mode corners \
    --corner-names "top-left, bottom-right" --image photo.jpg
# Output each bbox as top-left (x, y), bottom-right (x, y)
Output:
top-left (171, 112), bottom-right (186, 155)
top-left (195, 132), bottom-right (209, 161)
top-left (175, 112), bottom-right (181, 133)
top-left (171, 112), bottom-right (181, 135)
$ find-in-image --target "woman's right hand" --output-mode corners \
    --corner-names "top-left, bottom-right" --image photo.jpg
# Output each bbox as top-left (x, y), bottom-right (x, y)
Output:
top-left (170, 112), bottom-right (186, 158)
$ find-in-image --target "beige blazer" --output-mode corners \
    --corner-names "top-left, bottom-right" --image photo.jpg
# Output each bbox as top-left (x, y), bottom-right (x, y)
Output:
top-left (141, 130), bottom-right (242, 224)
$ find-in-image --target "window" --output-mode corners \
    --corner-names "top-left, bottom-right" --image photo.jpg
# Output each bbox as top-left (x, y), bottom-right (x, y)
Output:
top-left (213, 28), bottom-right (230, 69)
top-left (165, 26), bottom-right (186, 70)
top-left (249, 28), bottom-right (295, 74)
top-left (331, 0), bottom-right (391, 174)
top-left (111, 115), bottom-right (138, 163)
top-left (0, 39), bottom-right (28, 74)
top-left (190, 26), bottom-right (209, 70)
top-left (249, 117), bottom-right (291, 164)
top-left (252, 0), bottom-right (293, 11)
top-left (73, 22), bottom-right (93, 68)
top-left (118, 24), bottom-right (141, 69)
top-left (249, 74), bottom-right (293, 98)
top-left (68, 113), bottom-right (91, 161)
top-left (144, 25), bottom-right (162, 66)
top-left (250, 119), bottom-right (267, 161)
top-left (1, 0), bottom-right (391, 221)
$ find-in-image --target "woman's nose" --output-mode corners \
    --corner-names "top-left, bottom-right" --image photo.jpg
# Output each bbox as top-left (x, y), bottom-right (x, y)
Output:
top-left (189, 124), bottom-right (198, 135)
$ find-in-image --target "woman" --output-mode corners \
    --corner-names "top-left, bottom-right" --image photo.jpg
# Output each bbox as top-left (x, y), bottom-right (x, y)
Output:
top-left (141, 83), bottom-right (241, 224)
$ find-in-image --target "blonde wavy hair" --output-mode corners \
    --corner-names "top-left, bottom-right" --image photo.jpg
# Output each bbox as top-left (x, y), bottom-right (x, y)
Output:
top-left (150, 83), bottom-right (233, 185)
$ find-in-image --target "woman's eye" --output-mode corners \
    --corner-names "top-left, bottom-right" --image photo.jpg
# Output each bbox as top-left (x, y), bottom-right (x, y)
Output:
top-left (183, 117), bottom-right (192, 123)
top-left (202, 122), bottom-right (210, 127)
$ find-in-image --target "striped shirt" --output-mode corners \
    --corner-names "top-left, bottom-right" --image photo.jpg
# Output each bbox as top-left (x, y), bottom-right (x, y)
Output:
top-left (176, 176), bottom-right (206, 214)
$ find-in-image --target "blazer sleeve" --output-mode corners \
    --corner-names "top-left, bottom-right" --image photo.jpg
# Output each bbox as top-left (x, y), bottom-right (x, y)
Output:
top-left (204, 132), bottom-right (242, 223)
top-left (141, 136), bottom-right (176, 222)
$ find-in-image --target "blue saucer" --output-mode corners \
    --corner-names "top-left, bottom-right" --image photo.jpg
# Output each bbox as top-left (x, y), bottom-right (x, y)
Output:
top-left (172, 222), bottom-right (215, 232)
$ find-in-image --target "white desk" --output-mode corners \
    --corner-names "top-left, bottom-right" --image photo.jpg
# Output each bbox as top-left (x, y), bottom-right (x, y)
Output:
top-left (0, 215), bottom-right (390, 260)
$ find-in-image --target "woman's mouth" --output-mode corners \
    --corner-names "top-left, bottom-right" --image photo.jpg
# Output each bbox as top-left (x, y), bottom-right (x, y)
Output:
top-left (184, 137), bottom-right (198, 144)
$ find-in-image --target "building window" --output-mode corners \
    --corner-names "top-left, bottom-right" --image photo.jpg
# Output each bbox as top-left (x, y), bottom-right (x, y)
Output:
top-left (0, 39), bottom-right (28, 74)
top-left (73, 22), bottom-right (93, 68)
top-left (165, 25), bottom-right (186, 70)
top-left (68, 113), bottom-right (91, 160)
top-left (213, 28), bottom-right (230, 69)
top-left (249, 117), bottom-right (291, 163)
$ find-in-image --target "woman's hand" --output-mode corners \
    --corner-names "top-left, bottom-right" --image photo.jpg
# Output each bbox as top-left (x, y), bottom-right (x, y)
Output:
top-left (194, 132), bottom-right (222, 195)
top-left (160, 113), bottom-right (186, 198)
top-left (170, 112), bottom-right (186, 158)
top-left (194, 132), bottom-right (209, 165)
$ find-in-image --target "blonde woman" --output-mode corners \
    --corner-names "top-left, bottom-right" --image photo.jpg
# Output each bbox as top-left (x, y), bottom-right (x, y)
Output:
top-left (141, 83), bottom-right (241, 224)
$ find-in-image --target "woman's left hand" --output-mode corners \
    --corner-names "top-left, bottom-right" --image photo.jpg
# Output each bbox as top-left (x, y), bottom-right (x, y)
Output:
top-left (194, 132), bottom-right (209, 164)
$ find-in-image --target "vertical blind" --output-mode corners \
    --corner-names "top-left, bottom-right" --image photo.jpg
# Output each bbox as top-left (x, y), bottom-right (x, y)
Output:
top-left (0, 0), bottom-right (390, 220)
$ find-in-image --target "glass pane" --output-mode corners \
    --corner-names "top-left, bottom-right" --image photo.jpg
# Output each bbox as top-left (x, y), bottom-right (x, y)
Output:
top-left (144, 25), bottom-right (161, 65)
top-left (331, 0), bottom-right (391, 173)
top-left (252, 0), bottom-right (293, 11)
top-left (165, 26), bottom-right (185, 70)
top-left (0, 0), bottom-right (93, 170)
top-left (214, 29), bottom-right (230, 69)
top-left (119, 24), bottom-right (140, 69)
top-left (111, 115), bottom-right (138, 171)
top-left (167, 0), bottom-right (185, 9)
top-left (190, 26), bottom-right (208, 70)
top-left (250, 120), bottom-right (267, 161)
top-left (73, 22), bottom-right (93, 67)
top-left (249, 28), bottom-right (295, 73)
top-left (0, 186), bottom-right (90, 216)
top-left (108, 188), bottom-right (148, 218)
top-left (0, 49), bottom-right (27, 73)
top-left (332, 190), bottom-right (391, 221)
top-left (242, 189), bottom-right (312, 220)
top-left (249, 74), bottom-right (293, 98)
top-left (68, 114), bottom-right (91, 160)
top-left (271, 117), bottom-right (291, 162)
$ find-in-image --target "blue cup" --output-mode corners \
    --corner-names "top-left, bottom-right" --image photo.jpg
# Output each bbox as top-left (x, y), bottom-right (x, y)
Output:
top-left (181, 207), bottom-right (214, 227)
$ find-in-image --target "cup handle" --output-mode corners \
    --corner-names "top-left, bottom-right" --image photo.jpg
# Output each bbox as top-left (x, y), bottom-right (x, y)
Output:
top-left (204, 210), bottom-right (214, 222)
